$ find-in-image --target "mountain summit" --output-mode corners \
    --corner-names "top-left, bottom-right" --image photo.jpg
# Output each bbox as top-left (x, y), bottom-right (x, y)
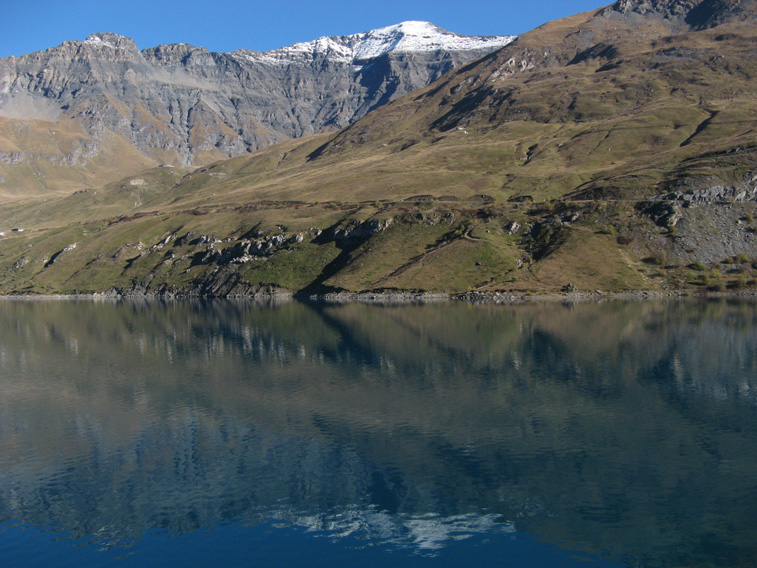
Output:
top-left (0, 22), bottom-right (514, 196)
top-left (608, 0), bottom-right (701, 16)
top-left (82, 32), bottom-right (140, 51)
top-left (603, 0), bottom-right (757, 27)
top-left (241, 21), bottom-right (514, 65)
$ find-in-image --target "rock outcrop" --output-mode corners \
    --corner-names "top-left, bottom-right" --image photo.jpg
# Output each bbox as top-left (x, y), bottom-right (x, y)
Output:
top-left (603, 0), bottom-right (757, 28)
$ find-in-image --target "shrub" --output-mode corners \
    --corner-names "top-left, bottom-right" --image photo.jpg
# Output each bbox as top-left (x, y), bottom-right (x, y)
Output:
top-left (643, 250), bottom-right (667, 266)
top-left (690, 262), bottom-right (707, 271)
top-left (617, 235), bottom-right (633, 245)
top-left (706, 278), bottom-right (726, 292)
top-left (597, 225), bottom-right (616, 236)
top-left (735, 252), bottom-right (751, 264)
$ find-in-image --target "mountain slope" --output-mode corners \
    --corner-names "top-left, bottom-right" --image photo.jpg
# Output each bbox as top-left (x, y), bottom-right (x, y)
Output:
top-left (1, 0), bottom-right (756, 297)
top-left (300, 0), bottom-right (757, 203)
top-left (0, 23), bottom-right (514, 198)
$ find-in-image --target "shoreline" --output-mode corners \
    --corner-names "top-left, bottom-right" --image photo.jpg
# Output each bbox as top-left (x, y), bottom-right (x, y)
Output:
top-left (1, 289), bottom-right (756, 304)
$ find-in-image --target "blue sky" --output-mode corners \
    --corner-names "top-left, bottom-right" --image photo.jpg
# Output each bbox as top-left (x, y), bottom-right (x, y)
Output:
top-left (1, 0), bottom-right (610, 58)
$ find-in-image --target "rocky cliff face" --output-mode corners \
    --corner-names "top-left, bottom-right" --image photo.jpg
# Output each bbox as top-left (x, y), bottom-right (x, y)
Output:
top-left (603, 0), bottom-right (757, 27)
top-left (0, 22), bottom-right (514, 195)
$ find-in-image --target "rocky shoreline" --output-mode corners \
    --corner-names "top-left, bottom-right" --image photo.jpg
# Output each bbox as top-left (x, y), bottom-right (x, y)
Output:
top-left (297, 289), bottom-right (757, 305)
top-left (2, 289), bottom-right (756, 305)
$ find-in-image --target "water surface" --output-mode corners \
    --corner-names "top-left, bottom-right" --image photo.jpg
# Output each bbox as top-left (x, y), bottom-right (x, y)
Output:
top-left (0, 298), bottom-right (756, 567)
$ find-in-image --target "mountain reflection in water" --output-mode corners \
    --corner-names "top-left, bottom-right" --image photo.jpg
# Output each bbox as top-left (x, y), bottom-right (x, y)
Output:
top-left (0, 298), bottom-right (756, 567)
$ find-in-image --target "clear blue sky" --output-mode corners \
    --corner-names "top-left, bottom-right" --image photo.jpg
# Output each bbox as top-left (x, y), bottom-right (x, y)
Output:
top-left (1, 0), bottom-right (610, 58)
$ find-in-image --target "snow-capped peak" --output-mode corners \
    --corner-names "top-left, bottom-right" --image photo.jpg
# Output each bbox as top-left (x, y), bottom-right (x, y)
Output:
top-left (234, 21), bottom-right (516, 66)
top-left (83, 33), bottom-right (135, 50)
top-left (353, 21), bottom-right (515, 61)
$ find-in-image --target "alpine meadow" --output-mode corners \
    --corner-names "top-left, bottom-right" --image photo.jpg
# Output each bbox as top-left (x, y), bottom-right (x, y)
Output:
top-left (1, 0), bottom-right (756, 298)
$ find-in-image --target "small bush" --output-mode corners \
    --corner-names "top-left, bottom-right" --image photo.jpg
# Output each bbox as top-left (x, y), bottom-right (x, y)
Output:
top-left (735, 252), bottom-right (751, 264)
top-left (617, 235), bottom-right (633, 245)
top-left (706, 278), bottom-right (726, 292)
top-left (690, 262), bottom-right (707, 271)
top-left (597, 225), bottom-right (616, 236)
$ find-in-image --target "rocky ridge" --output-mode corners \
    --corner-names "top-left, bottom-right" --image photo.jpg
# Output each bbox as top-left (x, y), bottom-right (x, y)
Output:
top-left (602, 0), bottom-right (757, 27)
top-left (0, 23), bottom-right (514, 195)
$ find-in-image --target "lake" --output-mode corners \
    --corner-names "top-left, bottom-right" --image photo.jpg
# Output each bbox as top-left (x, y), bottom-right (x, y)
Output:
top-left (0, 298), bottom-right (755, 567)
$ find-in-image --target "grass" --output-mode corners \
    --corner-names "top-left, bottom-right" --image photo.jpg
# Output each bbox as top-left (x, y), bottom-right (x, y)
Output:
top-left (519, 229), bottom-right (649, 293)
top-left (2, 14), bottom-right (757, 295)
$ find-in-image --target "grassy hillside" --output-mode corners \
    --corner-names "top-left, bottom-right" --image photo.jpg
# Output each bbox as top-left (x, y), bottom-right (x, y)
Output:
top-left (1, 4), bottom-right (756, 296)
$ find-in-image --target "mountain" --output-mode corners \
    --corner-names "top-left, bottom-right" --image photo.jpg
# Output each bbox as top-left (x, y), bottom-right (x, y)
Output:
top-left (1, 0), bottom-right (756, 297)
top-left (0, 22), bottom-right (514, 197)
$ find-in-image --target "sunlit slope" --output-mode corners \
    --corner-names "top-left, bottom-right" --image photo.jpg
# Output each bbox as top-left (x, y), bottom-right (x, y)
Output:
top-left (42, 8), bottom-right (757, 210)
top-left (0, 116), bottom-right (161, 200)
top-left (1, 2), bottom-right (756, 295)
top-left (0, 24), bottom-right (515, 198)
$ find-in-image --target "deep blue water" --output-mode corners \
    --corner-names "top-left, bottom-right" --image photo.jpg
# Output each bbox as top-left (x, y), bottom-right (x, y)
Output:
top-left (0, 298), bottom-right (756, 567)
top-left (1, 520), bottom-right (625, 568)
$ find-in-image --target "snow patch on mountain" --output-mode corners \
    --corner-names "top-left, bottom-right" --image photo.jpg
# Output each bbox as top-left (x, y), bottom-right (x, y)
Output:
top-left (240, 36), bottom-right (356, 66)
top-left (83, 33), bottom-right (139, 53)
top-left (235, 21), bottom-right (516, 67)
top-left (84, 35), bottom-right (118, 49)
top-left (353, 21), bottom-right (515, 60)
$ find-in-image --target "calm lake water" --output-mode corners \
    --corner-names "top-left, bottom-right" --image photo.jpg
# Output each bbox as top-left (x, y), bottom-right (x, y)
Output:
top-left (0, 298), bottom-right (756, 567)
